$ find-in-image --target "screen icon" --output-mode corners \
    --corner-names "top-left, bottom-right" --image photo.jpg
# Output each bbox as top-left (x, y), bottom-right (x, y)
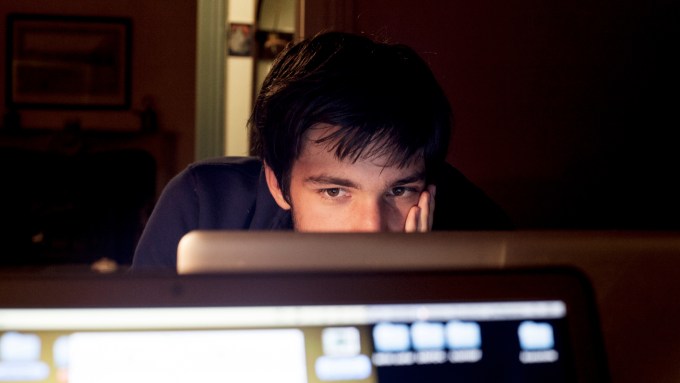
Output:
top-left (373, 323), bottom-right (411, 352)
top-left (411, 321), bottom-right (445, 351)
top-left (518, 321), bottom-right (555, 350)
top-left (315, 355), bottom-right (372, 381)
top-left (322, 327), bottom-right (361, 357)
top-left (0, 332), bottom-right (49, 381)
top-left (446, 321), bottom-right (482, 350)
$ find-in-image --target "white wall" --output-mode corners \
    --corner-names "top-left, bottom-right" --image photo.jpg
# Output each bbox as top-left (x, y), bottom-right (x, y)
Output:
top-left (225, 0), bottom-right (256, 156)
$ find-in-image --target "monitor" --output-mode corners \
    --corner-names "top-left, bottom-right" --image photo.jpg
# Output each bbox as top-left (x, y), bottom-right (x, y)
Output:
top-left (0, 268), bottom-right (607, 382)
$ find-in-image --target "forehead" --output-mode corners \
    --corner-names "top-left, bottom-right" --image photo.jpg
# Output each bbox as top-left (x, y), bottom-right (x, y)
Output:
top-left (299, 124), bottom-right (424, 169)
top-left (293, 124), bottom-right (425, 181)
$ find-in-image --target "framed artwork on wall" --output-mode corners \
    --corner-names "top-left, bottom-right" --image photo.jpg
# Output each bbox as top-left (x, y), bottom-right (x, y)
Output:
top-left (227, 23), bottom-right (254, 57)
top-left (5, 14), bottom-right (132, 110)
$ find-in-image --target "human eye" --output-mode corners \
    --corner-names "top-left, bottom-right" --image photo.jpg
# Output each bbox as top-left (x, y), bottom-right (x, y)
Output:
top-left (319, 188), bottom-right (348, 199)
top-left (388, 186), bottom-right (419, 197)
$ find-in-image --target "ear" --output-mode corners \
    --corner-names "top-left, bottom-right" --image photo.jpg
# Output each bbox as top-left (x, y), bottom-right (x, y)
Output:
top-left (264, 162), bottom-right (291, 210)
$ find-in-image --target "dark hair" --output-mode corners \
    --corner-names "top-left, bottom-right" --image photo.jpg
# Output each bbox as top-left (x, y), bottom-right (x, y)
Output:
top-left (249, 32), bottom-right (452, 198)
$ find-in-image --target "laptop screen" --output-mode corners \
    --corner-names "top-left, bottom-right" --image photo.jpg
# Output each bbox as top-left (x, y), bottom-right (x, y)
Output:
top-left (0, 270), bottom-right (607, 383)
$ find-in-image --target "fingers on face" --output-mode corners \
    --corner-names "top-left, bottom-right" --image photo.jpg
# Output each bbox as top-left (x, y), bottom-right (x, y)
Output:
top-left (405, 205), bottom-right (420, 232)
top-left (405, 185), bottom-right (436, 233)
top-left (417, 188), bottom-right (431, 232)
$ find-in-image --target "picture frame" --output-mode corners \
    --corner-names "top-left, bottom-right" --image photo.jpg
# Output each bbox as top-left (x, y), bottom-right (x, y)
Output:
top-left (227, 23), bottom-right (254, 57)
top-left (5, 14), bottom-right (132, 110)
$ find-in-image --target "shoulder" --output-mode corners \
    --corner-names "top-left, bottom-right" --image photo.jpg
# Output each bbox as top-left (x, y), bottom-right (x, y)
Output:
top-left (183, 156), bottom-right (263, 181)
top-left (172, 157), bottom-right (263, 195)
top-left (169, 156), bottom-right (268, 214)
top-left (132, 157), bottom-right (277, 271)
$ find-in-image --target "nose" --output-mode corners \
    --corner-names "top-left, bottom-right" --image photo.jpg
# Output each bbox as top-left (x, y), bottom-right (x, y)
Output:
top-left (352, 200), bottom-right (386, 232)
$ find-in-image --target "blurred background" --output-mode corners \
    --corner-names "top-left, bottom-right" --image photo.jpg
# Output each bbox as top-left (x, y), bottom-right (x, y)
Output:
top-left (0, 0), bottom-right (678, 267)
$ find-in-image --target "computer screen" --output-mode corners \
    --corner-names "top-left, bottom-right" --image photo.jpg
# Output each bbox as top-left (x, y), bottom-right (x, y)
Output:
top-left (0, 270), bottom-right (607, 382)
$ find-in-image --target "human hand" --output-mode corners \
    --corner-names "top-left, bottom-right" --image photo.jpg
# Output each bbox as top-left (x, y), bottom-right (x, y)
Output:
top-left (404, 185), bottom-right (436, 232)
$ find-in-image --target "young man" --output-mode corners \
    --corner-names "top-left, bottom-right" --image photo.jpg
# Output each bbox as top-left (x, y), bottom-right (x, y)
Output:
top-left (132, 32), bottom-right (511, 271)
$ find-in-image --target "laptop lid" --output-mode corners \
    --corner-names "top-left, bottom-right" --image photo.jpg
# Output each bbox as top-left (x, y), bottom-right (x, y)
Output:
top-left (177, 231), bottom-right (508, 274)
top-left (0, 268), bottom-right (607, 382)
top-left (176, 230), bottom-right (680, 383)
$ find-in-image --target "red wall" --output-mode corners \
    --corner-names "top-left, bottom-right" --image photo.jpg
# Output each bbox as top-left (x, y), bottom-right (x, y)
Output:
top-left (350, 0), bottom-right (679, 228)
top-left (0, 0), bottom-right (197, 171)
top-left (2, 1), bottom-right (677, 229)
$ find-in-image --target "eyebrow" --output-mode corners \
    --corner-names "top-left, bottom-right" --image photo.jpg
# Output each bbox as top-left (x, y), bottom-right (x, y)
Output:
top-left (392, 171), bottom-right (426, 186)
top-left (304, 170), bottom-right (425, 189)
top-left (304, 175), bottom-right (360, 189)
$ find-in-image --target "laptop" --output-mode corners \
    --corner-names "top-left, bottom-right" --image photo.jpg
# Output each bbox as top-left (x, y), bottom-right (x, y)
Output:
top-left (177, 231), bottom-right (507, 274)
top-left (175, 230), bottom-right (680, 383)
top-left (0, 268), bottom-right (607, 382)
